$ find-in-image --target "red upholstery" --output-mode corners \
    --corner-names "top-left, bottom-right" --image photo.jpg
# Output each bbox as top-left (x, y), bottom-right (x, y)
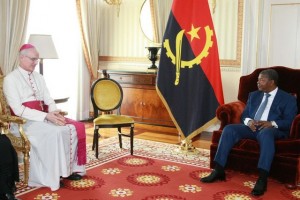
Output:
top-left (210, 66), bottom-right (300, 185)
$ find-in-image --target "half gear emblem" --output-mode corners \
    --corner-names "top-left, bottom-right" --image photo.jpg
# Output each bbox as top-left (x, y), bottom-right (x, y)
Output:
top-left (163, 25), bottom-right (214, 85)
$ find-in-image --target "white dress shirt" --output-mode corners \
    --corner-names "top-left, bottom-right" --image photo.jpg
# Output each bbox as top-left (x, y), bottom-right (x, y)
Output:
top-left (244, 88), bottom-right (278, 127)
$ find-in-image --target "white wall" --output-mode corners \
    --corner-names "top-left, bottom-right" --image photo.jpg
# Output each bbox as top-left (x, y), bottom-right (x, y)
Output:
top-left (258, 0), bottom-right (300, 68)
top-left (221, 68), bottom-right (240, 103)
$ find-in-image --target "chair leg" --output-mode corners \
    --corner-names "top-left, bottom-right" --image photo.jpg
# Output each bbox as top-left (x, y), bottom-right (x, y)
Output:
top-left (130, 124), bottom-right (134, 155)
top-left (92, 127), bottom-right (99, 151)
top-left (96, 136), bottom-right (99, 159)
top-left (118, 127), bottom-right (122, 149)
top-left (23, 151), bottom-right (30, 185)
top-left (93, 128), bottom-right (99, 158)
top-left (92, 130), bottom-right (96, 150)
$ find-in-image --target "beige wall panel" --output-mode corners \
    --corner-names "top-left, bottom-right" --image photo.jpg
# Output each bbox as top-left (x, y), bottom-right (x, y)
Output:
top-left (268, 4), bottom-right (300, 67)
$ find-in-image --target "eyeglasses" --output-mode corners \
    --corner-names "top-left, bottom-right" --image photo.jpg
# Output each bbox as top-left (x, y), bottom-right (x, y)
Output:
top-left (25, 55), bottom-right (40, 62)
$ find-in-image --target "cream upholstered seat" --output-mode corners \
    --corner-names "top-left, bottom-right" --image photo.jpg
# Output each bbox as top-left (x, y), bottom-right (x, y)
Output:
top-left (0, 75), bottom-right (30, 185)
top-left (91, 78), bottom-right (134, 158)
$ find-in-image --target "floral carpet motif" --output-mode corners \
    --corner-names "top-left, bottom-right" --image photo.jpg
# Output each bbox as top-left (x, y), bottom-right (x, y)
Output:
top-left (62, 176), bottom-right (105, 191)
top-left (15, 137), bottom-right (300, 200)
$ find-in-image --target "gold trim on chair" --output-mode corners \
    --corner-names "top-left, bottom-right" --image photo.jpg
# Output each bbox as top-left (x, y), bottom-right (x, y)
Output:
top-left (0, 75), bottom-right (30, 185)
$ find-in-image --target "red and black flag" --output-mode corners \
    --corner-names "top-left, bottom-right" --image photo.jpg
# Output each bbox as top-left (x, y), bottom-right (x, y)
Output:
top-left (156, 0), bottom-right (224, 140)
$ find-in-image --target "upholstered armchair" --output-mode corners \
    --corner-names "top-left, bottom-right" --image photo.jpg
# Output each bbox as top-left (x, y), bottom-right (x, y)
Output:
top-left (210, 66), bottom-right (300, 186)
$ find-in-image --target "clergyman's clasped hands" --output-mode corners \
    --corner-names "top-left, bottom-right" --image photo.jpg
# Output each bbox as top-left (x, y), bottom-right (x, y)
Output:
top-left (46, 110), bottom-right (66, 126)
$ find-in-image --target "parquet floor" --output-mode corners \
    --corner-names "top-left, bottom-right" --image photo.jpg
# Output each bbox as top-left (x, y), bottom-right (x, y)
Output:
top-left (84, 122), bottom-right (212, 150)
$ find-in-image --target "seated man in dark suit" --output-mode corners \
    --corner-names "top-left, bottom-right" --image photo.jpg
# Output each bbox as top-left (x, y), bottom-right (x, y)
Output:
top-left (200, 69), bottom-right (297, 196)
top-left (0, 134), bottom-right (20, 200)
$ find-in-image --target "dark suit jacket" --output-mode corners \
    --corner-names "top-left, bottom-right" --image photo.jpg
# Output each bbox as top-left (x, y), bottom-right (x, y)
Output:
top-left (241, 89), bottom-right (297, 134)
top-left (0, 134), bottom-right (19, 193)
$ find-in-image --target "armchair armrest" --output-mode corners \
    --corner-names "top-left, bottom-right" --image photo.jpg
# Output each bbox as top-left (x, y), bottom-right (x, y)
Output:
top-left (290, 114), bottom-right (300, 139)
top-left (0, 115), bottom-right (31, 185)
top-left (0, 114), bottom-right (30, 151)
top-left (0, 115), bottom-right (26, 124)
top-left (216, 101), bottom-right (245, 130)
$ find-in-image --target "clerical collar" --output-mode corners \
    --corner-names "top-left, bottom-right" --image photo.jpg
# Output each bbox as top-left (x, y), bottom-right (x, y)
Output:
top-left (18, 66), bottom-right (33, 75)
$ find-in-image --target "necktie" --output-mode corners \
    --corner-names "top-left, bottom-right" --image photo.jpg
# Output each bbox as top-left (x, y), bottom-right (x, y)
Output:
top-left (254, 93), bottom-right (271, 120)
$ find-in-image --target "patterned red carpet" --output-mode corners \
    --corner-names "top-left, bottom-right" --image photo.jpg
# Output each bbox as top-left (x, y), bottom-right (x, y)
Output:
top-left (15, 137), bottom-right (299, 200)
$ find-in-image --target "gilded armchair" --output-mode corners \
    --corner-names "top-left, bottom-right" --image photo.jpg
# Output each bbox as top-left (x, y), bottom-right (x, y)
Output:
top-left (0, 75), bottom-right (30, 185)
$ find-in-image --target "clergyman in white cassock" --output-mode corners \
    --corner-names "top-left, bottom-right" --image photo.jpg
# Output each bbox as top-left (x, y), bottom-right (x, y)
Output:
top-left (3, 44), bottom-right (86, 191)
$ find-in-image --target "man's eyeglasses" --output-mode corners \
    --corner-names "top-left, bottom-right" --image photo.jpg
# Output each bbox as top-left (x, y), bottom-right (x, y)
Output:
top-left (25, 55), bottom-right (40, 62)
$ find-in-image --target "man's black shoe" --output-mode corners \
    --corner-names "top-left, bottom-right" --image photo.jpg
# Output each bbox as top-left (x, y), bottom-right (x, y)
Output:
top-left (251, 178), bottom-right (267, 196)
top-left (5, 193), bottom-right (20, 200)
top-left (200, 169), bottom-right (226, 183)
top-left (60, 180), bottom-right (64, 188)
top-left (66, 173), bottom-right (82, 181)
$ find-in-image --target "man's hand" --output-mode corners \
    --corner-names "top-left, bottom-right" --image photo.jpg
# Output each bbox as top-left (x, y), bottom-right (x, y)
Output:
top-left (247, 120), bottom-right (257, 132)
top-left (255, 121), bottom-right (273, 130)
top-left (247, 120), bottom-right (273, 132)
top-left (46, 110), bottom-right (66, 126)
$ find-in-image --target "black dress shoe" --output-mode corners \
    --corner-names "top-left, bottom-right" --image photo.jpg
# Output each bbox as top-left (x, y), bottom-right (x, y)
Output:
top-left (5, 193), bottom-right (20, 200)
top-left (251, 178), bottom-right (267, 196)
top-left (60, 180), bottom-right (64, 188)
top-left (200, 169), bottom-right (226, 183)
top-left (66, 173), bottom-right (82, 181)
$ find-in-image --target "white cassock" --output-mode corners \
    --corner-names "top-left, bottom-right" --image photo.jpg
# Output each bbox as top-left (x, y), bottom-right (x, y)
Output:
top-left (3, 67), bottom-right (86, 191)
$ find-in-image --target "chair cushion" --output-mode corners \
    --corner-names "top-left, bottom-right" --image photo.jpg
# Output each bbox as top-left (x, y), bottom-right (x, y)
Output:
top-left (93, 114), bottom-right (134, 125)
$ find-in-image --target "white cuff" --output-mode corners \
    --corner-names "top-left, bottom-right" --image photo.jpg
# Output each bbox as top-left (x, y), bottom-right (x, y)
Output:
top-left (271, 121), bottom-right (278, 128)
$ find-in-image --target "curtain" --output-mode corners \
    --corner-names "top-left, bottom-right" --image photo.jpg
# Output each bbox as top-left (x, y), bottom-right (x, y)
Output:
top-left (152, 0), bottom-right (172, 43)
top-left (0, 0), bottom-right (30, 75)
top-left (76, 0), bottom-right (102, 82)
top-left (241, 0), bottom-right (261, 75)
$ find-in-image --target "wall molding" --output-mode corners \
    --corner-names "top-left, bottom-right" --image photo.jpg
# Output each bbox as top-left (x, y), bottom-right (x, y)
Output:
top-left (219, 0), bottom-right (244, 66)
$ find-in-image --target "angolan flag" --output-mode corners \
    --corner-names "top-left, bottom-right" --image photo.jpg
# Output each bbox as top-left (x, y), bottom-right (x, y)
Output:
top-left (156, 0), bottom-right (224, 140)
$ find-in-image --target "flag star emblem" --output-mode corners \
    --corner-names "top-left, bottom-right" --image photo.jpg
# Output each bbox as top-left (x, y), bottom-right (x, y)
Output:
top-left (187, 24), bottom-right (200, 41)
